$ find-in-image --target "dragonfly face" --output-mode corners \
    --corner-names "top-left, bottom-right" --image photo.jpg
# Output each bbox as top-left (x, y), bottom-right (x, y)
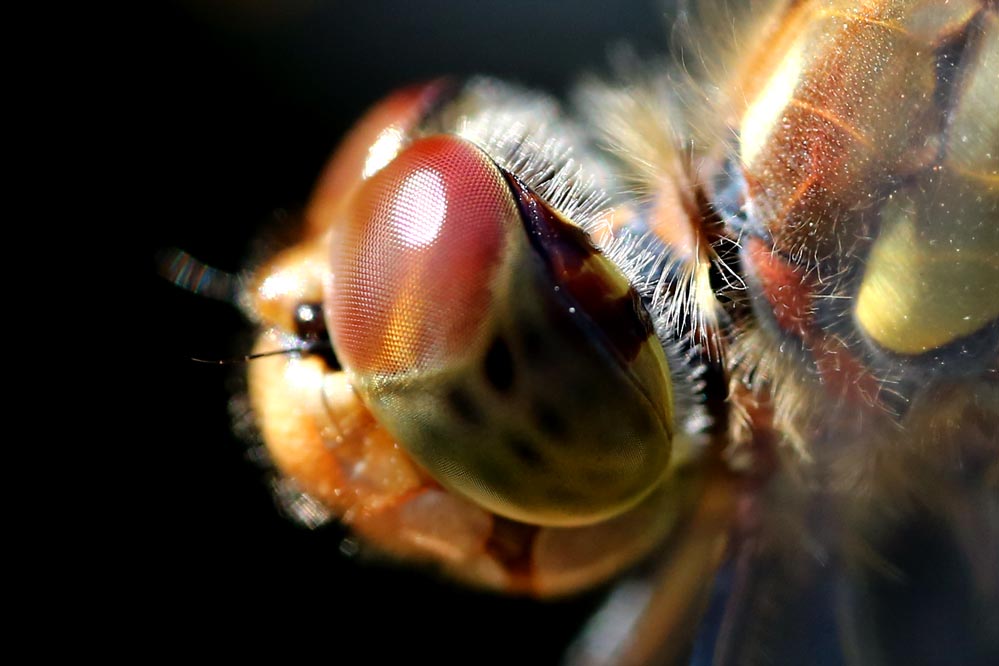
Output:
top-left (177, 1), bottom-right (997, 663)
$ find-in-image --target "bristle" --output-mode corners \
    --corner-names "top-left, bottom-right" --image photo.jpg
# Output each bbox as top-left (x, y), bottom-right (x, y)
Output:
top-left (727, 322), bottom-right (812, 456)
top-left (433, 77), bottom-right (713, 437)
top-left (575, 52), bottom-right (694, 199)
top-left (573, 61), bottom-right (733, 360)
top-left (445, 78), bottom-right (614, 234)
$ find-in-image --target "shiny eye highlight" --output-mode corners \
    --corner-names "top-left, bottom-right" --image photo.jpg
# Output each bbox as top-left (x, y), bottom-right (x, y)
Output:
top-left (327, 134), bottom-right (675, 527)
top-left (328, 134), bottom-right (508, 376)
top-left (305, 80), bottom-right (452, 236)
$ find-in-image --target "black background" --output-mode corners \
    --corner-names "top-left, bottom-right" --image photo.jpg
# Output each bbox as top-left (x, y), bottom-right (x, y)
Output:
top-left (146, 1), bottom-right (672, 660)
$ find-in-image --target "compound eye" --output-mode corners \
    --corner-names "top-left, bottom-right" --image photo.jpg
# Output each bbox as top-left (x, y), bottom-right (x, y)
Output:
top-left (327, 135), bottom-right (674, 527)
top-left (329, 135), bottom-right (508, 376)
top-left (247, 82), bottom-right (451, 333)
top-left (305, 80), bottom-right (451, 236)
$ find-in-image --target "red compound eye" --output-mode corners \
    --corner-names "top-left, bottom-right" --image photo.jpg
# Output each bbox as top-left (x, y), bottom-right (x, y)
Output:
top-left (305, 80), bottom-right (450, 236)
top-left (327, 135), bottom-right (516, 378)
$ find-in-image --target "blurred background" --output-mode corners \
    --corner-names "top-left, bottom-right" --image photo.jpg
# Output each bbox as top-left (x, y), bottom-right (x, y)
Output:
top-left (146, 0), bottom-right (672, 660)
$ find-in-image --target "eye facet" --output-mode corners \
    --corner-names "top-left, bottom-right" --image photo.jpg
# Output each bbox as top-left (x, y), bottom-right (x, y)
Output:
top-left (328, 134), bottom-right (509, 377)
top-left (305, 80), bottom-right (452, 236)
top-left (327, 134), bottom-right (675, 527)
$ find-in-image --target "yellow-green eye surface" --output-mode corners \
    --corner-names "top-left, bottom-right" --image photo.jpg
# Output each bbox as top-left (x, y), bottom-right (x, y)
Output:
top-left (327, 135), bottom-right (674, 526)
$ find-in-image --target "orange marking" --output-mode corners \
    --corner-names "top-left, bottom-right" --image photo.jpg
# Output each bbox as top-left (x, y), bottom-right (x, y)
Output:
top-left (746, 128), bottom-right (857, 251)
top-left (749, 158), bottom-right (822, 244)
top-left (788, 98), bottom-right (872, 148)
top-left (785, 169), bottom-right (822, 220)
top-left (824, 9), bottom-right (909, 38)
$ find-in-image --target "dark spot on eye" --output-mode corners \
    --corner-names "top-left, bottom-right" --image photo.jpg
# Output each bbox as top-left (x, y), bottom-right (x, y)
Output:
top-left (294, 302), bottom-right (341, 370)
top-left (630, 406), bottom-right (655, 437)
top-left (508, 434), bottom-right (544, 470)
top-left (503, 171), bottom-right (594, 274)
top-left (519, 324), bottom-right (545, 363)
top-left (533, 402), bottom-right (568, 440)
top-left (445, 386), bottom-right (481, 426)
top-left (564, 276), bottom-right (655, 364)
top-left (502, 172), bottom-right (655, 364)
top-left (484, 337), bottom-right (515, 393)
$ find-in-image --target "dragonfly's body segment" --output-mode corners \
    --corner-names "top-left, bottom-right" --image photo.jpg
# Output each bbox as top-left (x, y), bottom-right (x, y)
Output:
top-left (235, 0), bottom-right (997, 662)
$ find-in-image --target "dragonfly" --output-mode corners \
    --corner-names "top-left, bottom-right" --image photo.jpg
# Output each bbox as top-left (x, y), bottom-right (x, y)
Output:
top-left (162, 1), bottom-right (997, 663)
